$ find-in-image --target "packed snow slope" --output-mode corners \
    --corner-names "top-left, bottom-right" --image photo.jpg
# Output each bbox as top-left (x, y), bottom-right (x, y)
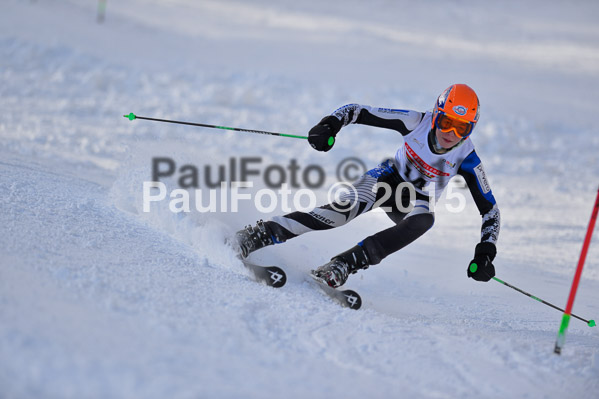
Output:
top-left (1, 0), bottom-right (598, 398)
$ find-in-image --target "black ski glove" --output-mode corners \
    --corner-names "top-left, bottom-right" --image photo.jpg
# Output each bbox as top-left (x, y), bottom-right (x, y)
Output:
top-left (308, 115), bottom-right (342, 152)
top-left (467, 242), bottom-right (497, 282)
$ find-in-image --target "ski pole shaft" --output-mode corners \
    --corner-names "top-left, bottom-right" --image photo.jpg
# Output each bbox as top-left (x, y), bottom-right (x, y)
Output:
top-left (123, 113), bottom-right (309, 140)
top-left (492, 277), bottom-right (595, 327)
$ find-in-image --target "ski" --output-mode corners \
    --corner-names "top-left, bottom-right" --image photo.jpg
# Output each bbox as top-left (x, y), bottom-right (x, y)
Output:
top-left (239, 257), bottom-right (287, 288)
top-left (309, 273), bottom-right (362, 310)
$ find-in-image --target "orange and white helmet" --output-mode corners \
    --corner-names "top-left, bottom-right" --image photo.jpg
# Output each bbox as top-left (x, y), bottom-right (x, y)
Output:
top-left (432, 84), bottom-right (480, 138)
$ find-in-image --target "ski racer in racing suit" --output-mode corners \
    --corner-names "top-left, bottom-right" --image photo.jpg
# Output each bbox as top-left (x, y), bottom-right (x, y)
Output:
top-left (235, 84), bottom-right (500, 288)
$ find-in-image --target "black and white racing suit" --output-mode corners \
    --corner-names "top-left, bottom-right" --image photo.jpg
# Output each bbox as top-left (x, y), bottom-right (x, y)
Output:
top-left (265, 104), bottom-right (500, 265)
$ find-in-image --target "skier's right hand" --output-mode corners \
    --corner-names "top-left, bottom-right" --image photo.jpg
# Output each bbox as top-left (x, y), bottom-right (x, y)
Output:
top-left (308, 115), bottom-right (342, 152)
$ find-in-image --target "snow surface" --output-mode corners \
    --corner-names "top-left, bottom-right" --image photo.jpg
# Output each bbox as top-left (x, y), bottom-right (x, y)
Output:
top-left (1, 0), bottom-right (599, 398)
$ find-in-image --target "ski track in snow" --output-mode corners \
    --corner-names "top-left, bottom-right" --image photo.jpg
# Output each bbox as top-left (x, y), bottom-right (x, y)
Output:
top-left (1, 0), bottom-right (599, 398)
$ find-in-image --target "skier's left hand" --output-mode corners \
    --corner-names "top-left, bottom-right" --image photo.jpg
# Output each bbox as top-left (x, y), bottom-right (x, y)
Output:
top-left (467, 242), bottom-right (496, 282)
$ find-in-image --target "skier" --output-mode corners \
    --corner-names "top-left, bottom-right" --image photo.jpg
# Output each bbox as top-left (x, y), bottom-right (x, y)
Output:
top-left (234, 84), bottom-right (500, 288)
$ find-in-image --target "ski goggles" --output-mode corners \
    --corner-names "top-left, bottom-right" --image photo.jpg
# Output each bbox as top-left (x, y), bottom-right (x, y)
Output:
top-left (434, 112), bottom-right (475, 138)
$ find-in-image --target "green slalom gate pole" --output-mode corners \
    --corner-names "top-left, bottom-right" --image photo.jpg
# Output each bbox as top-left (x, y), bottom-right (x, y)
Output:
top-left (554, 186), bottom-right (599, 355)
top-left (491, 277), bottom-right (595, 328)
top-left (123, 113), bottom-right (335, 144)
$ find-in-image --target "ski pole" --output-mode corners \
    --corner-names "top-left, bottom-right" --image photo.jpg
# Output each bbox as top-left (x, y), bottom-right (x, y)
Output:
top-left (492, 277), bottom-right (595, 327)
top-left (554, 186), bottom-right (599, 354)
top-left (123, 112), bottom-right (319, 141)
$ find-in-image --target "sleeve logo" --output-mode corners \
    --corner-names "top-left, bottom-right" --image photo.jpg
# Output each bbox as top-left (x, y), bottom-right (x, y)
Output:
top-left (474, 164), bottom-right (491, 194)
top-left (377, 108), bottom-right (409, 114)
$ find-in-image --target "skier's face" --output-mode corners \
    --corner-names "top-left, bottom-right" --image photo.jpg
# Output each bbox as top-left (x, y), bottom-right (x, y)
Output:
top-left (435, 127), bottom-right (462, 149)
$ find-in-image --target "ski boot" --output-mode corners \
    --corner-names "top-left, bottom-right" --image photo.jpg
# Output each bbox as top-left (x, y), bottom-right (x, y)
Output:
top-left (234, 220), bottom-right (284, 258)
top-left (311, 245), bottom-right (370, 288)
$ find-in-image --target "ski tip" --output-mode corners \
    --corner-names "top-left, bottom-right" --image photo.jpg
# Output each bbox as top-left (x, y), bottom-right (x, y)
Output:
top-left (239, 258), bottom-right (287, 288)
top-left (310, 274), bottom-right (362, 310)
top-left (124, 113), bottom-right (137, 121)
top-left (341, 289), bottom-right (362, 310)
top-left (589, 319), bottom-right (596, 327)
top-left (266, 267), bottom-right (287, 288)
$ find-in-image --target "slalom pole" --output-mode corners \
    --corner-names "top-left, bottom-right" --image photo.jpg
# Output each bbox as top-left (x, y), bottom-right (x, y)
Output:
top-left (492, 277), bottom-right (595, 327)
top-left (123, 112), bottom-right (315, 141)
top-left (554, 186), bottom-right (599, 355)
